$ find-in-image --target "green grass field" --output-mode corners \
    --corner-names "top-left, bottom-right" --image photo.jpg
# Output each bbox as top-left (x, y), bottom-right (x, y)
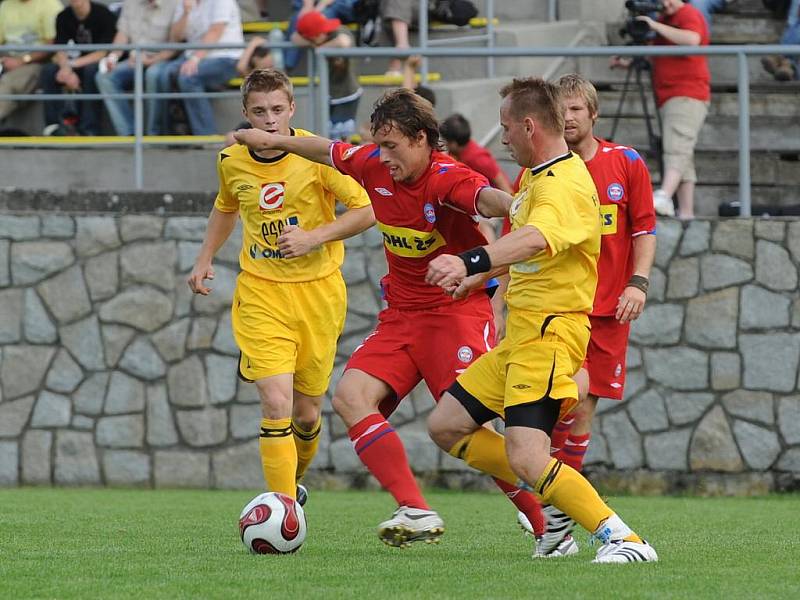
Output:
top-left (1, 488), bottom-right (798, 599)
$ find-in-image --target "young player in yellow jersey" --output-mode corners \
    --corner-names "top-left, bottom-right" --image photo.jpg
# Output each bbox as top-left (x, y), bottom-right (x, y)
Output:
top-left (425, 77), bottom-right (658, 563)
top-left (188, 69), bottom-right (373, 503)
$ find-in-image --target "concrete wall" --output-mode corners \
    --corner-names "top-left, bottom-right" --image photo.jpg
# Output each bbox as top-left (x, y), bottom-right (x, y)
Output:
top-left (1, 195), bottom-right (799, 493)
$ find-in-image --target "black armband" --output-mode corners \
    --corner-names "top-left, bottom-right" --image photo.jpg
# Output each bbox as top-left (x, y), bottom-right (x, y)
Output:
top-left (627, 274), bottom-right (649, 294)
top-left (459, 246), bottom-right (492, 276)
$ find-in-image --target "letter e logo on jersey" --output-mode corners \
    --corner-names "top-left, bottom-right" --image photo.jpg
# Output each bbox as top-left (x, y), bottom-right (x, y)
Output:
top-left (457, 345), bottom-right (473, 363)
top-left (259, 182), bottom-right (285, 212)
top-left (607, 183), bottom-right (624, 203)
top-left (423, 202), bottom-right (436, 224)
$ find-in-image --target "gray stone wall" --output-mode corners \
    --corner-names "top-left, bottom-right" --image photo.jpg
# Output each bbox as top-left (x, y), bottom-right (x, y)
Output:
top-left (1, 211), bottom-right (799, 492)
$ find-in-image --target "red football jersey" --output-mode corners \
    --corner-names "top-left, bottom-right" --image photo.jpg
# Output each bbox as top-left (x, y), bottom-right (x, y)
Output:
top-left (585, 138), bottom-right (656, 316)
top-left (330, 141), bottom-right (490, 309)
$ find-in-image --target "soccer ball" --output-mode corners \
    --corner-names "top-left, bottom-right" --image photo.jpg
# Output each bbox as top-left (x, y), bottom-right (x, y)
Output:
top-left (239, 492), bottom-right (307, 554)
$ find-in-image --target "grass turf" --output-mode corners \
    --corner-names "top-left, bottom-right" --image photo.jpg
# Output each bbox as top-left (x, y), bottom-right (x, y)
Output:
top-left (0, 488), bottom-right (798, 599)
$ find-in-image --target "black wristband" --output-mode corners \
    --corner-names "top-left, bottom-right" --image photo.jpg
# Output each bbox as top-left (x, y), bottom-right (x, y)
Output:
top-left (459, 246), bottom-right (492, 277)
top-left (627, 274), bottom-right (649, 294)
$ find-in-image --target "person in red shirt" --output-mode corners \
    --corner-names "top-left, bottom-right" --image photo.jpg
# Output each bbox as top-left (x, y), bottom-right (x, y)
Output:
top-left (627, 0), bottom-right (710, 219)
top-left (234, 88), bottom-right (546, 548)
top-left (513, 73), bottom-right (657, 557)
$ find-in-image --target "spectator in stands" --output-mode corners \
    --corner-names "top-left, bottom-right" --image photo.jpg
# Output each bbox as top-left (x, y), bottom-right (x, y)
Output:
top-left (620, 0), bottom-right (710, 219)
top-left (440, 112), bottom-right (514, 194)
top-left (0, 0), bottom-right (63, 128)
top-left (95, 0), bottom-right (180, 136)
top-left (380, 0), bottom-right (413, 77)
top-left (236, 31), bottom-right (284, 76)
top-left (293, 10), bottom-right (361, 140)
top-left (40, 0), bottom-right (117, 136)
top-left (690, 0), bottom-right (729, 29)
top-left (284, 0), bottom-right (358, 72)
top-left (151, 0), bottom-right (244, 135)
top-left (761, 0), bottom-right (799, 81)
top-left (402, 53), bottom-right (435, 105)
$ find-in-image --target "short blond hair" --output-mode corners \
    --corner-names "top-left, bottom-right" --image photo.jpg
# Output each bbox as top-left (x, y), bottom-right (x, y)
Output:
top-left (556, 73), bottom-right (599, 119)
top-left (499, 77), bottom-right (564, 134)
top-left (241, 68), bottom-right (294, 107)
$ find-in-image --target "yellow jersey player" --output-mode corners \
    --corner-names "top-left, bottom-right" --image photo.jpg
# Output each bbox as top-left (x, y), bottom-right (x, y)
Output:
top-left (425, 77), bottom-right (658, 563)
top-left (188, 69), bottom-right (373, 504)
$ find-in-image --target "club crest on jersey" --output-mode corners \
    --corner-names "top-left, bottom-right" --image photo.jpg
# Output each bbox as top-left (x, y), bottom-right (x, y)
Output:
top-left (423, 202), bottom-right (436, 223)
top-left (607, 183), bottom-right (624, 203)
top-left (342, 145), bottom-right (362, 161)
top-left (259, 182), bottom-right (285, 212)
top-left (457, 346), bottom-right (473, 363)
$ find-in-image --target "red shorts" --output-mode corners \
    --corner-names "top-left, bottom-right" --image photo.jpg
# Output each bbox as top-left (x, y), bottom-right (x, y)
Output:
top-left (585, 315), bottom-right (630, 400)
top-left (345, 294), bottom-right (495, 417)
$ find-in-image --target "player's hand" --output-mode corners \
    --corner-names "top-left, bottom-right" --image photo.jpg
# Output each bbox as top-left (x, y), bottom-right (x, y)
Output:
top-left (1, 56), bottom-right (24, 71)
top-left (188, 263), bottom-right (215, 295)
top-left (234, 128), bottom-right (278, 152)
top-left (447, 272), bottom-right (487, 300)
top-left (616, 286), bottom-right (646, 323)
top-left (609, 56), bottom-right (632, 69)
top-left (426, 254), bottom-right (467, 288)
top-left (277, 225), bottom-right (320, 258)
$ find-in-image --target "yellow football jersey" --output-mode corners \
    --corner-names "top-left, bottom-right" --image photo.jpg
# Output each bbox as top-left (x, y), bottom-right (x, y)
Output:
top-left (215, 128), bottom-right (371, 283)
top-left (506, 152), bottom-right (600, 314)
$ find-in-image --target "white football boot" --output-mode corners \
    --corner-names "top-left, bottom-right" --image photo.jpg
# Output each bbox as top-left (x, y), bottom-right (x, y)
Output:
top-left (591, 514), bottom-right (658, 564)
top-left (535, 505), bottom-right (577, 557)
top-left (517, 510), bottom-right (580, 557)
top-left (377, 506), bottom-right (445, 548)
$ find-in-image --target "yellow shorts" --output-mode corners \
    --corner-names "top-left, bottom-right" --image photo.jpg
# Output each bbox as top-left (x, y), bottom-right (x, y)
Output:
top-left (456, 309), bottom-right (590, 422)
top-left (231, 269), bottom-right (346, 396)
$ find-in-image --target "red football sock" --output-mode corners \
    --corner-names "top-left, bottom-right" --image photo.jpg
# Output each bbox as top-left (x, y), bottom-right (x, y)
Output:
top-left (556, 432), bottom-right (591, 471)
top-left (349, 413), bottom-right (429, 510)
top-left (493, 478), bottom-right (545, 536)
top-left (549, 416), bottom-right (574, 454)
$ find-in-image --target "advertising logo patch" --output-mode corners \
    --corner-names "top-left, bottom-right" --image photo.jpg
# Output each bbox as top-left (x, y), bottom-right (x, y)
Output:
top-left (259, 183), bottom-right (285, 212)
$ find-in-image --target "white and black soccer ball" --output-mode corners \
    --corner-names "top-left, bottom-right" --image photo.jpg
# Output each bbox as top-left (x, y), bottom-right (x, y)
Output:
top-left (239, 492), bottom-right (307, 554)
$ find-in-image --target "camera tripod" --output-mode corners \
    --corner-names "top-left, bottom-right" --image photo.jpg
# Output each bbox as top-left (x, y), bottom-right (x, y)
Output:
top-left (608, 55), bottom-right (663, 177)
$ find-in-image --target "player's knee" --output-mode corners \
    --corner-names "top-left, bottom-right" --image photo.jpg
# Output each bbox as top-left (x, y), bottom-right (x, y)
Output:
top-left (426, 406), bottom-right (454, 451)
top-left (330, 386), bottom-right (371, 422)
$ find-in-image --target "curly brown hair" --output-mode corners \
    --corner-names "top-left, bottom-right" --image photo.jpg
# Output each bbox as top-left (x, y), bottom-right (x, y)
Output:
top-left (499, 77), bottom-right (564, 134)
top-left (370, 88), bottom-right (441, 149)
top-left (241, 68), bottom-right (294, 107)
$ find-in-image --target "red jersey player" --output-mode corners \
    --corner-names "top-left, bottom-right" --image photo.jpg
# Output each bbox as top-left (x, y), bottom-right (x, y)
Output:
top-left (515, 74), bottom-right (657, 557)
top-left (235, 88), bottom-right (544, 548)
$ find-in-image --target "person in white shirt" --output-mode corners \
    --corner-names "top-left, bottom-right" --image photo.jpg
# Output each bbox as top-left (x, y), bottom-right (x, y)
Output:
top-left (149, 0), bottom-right (243, 135)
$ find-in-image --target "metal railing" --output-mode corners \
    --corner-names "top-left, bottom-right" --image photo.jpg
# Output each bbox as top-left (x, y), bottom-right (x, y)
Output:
top-left (315, 43), bottom-right (800, 218)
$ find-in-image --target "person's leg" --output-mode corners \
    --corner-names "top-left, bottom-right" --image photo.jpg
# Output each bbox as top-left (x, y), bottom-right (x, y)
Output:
top-left (147, 58), bottom-right (182, 135)
top-left (0, 64), bottom-right (41, 122)
top-left (76, 63), bottom-right (101, 135)
top-left (255, 373), bottom-right (299, 498)
top-left (39, 62), bottom-right (64, 128)
top-left (283, 0), bottom-right (305, 71)
top-left (178, 57), bottom-right (236, 135)
top-left (96, 63), bottom-right (135, 135)
top-left (380, 0), bottom-right (413, 74)
top-left (781, 0), bottom-right (800, 77)
top-left (325, 0), bottom-right (358, 23)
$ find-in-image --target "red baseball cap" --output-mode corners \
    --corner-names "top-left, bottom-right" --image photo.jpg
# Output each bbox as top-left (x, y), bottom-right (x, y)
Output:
top-left (297, 11), bottom-right (341, 39)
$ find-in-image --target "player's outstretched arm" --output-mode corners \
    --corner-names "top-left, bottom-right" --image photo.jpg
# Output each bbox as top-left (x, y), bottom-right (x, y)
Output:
top-left (188, 207), bottom-right (239, 295)
top-left (233, 128), bottom-right (334, 167)
top-left (616, 233), bottom-right (656, 323)
top-left (277, 205), bottom-right (375, 258)
top-left (476, 186), bottom-right (514, 218)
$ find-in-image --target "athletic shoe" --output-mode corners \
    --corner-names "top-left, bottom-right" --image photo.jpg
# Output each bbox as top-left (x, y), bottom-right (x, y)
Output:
top-left (536, 505), bottom-right (576, 556)
top-left (653, 189), bottom-right (675, 217)
top-left (377, 506), bottom-right (444, 548)
top-left (296, 484), bottom-right (308, 507)
top-left (517, 510), bottom-right (534, 535)
top-left (591, 514), bottom-right (658, 564)
top-left (534, 534), bottom-right (579, 558)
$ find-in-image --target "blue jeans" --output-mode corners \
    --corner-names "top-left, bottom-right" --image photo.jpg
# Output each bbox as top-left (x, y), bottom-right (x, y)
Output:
top-left (284, 0), bottom-right (358, 70)
top-left (147, 56), bottom-right (237, 135)
top-left (40, 62), bottom-right (102, 134)
top-left (782, 0), bottom-right (800, 73)
top-left (95, 61), bottom-right (164, 136)
top-left (690, 0), bottom-right (726, 29)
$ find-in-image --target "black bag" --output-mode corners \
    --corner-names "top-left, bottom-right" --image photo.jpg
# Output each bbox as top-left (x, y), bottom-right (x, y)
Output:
top-left (429, 0), bottom-right (478, 26)
top-left (353, 0), bottom-right (381, 45)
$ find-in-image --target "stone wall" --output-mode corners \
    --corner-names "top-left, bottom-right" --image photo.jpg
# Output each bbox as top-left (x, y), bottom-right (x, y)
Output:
top-left (1, 204), bottom-right (799, 493)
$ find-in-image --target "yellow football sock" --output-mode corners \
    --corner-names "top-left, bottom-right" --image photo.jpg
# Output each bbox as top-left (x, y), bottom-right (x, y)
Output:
top-left (259, 417), bottom-right (297, 499)
top-left (292, 417), bottom-right (321, 482)
top-left (449, 428), bottom-right (517, 485)
top-left (534, 458), bottom-right (642, 543)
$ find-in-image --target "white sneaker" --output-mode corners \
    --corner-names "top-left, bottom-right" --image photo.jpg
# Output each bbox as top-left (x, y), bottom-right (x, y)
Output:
top-left (377, 506), bottom-right (444, 548)
top-left (517, 510), bottom-right (534, 535)
top-left (653, 189), bottom-right (675, 217)
top-left (536, 504), bottom-right (576, 556)
top-left (535, 534), bottom-right (579, 558)
top-left (591, 514), bottom-right (658, 564)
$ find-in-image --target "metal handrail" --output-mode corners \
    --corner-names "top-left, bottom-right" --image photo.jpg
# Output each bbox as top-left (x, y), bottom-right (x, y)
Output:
top-left (315, 43), bottom-right (800, 218)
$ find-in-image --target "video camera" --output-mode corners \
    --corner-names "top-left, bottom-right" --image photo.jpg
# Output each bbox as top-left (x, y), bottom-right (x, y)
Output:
top-left (620, 0), bottom-right (663, 44)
